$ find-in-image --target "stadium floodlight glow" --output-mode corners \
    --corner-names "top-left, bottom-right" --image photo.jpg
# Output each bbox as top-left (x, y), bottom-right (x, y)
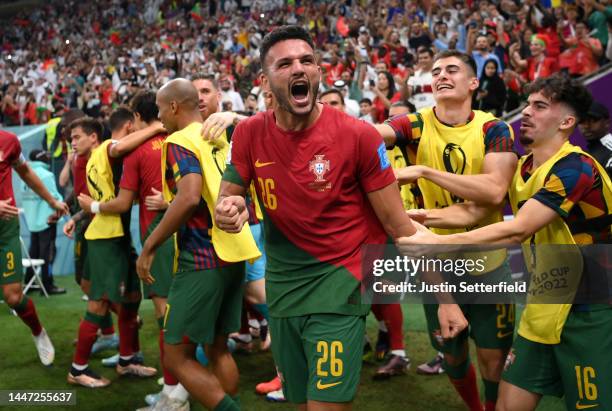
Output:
top-left (66, 40), bottom-right (70, 45)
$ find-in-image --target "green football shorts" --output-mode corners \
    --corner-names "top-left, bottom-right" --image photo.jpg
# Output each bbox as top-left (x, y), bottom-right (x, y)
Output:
top-left (270, 313), bottom-right (365, 404)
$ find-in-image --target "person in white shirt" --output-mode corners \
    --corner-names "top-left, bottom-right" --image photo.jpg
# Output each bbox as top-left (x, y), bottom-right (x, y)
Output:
top-left (406, 48), bottom-right (435, 110)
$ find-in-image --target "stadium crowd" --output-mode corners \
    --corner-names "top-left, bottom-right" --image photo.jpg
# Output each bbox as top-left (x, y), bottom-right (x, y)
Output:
top-left (1, 0), bottom-right (611, 127)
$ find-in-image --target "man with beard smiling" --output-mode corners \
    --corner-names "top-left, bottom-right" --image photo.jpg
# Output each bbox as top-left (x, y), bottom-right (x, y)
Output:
top-left (215, 25), bottom-right (467, 410)
top-left (397, 75), bottom-right (612, 411)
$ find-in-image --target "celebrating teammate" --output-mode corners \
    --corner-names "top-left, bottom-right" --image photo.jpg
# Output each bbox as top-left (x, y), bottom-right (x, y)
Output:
top-left (215, 25), bottom-right (466, 410)
top-left (137, 78), bottom-right (259, 411)
top-left (375, 50), bottom-right (517, 411)
top-left (0, 130), bottom-right (68, 366)
top-left (398, 75), bottom-right (612, 411)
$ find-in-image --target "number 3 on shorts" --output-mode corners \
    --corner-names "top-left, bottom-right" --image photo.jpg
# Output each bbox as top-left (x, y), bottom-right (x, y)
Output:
top-left (316, 341), bottom-right (343, 377)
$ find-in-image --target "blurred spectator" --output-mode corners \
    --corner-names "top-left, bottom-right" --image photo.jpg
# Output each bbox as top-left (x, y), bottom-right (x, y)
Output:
top-left (332, 79), bottom-right (360, 118)
top-left (509, 34), bottom-right (558, 83)
top-left (406, 48), bottom-right (435, 110)
top-left (559, 20), bottom-right (603, 77)
top-left (20, 149), bottom-right (65, 295)
top-left (219, 75), bottom-right (245, 112)
top-left (359, 98), bottom-right (374, 123)
top-left (579, 101), bottom-right (612, 177)
top-left (469, 34), bottom-right (503, 78)
top-left (473, 59), bottom-right (506, 117)
top-left (320, 88), bottom-right (345, 112)
top-left (372, 70), bottom-right (401, 123)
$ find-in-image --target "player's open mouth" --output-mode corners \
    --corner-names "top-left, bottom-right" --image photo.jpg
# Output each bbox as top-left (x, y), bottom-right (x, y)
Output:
top-left (290, 81), bottom-right (310, 105)
top-left (436, 84), bottom-right (453, 91)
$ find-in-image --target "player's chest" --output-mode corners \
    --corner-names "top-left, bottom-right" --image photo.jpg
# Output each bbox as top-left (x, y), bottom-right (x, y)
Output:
top-left (251, 140), bottom-right (354, 206)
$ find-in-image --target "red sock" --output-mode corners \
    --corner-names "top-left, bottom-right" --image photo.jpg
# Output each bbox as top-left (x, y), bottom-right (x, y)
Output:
top-left (118, 305), bottom-right (138, 357)
top-left (160, 329), bottom-right (179, 385)
top-left (101, 325), bottom-right (115, 335)
top-left (370, 303), bottom-right (382, 320)
top-left (14, 297), bottom-right (43, 336)
top-left (485, 400), bottom-right (495, 411)
top-left (381, 304), bottom-right (404, 350)
top-left (449, 364), bottom-right (482, 411)
top-left (74, 318), bottom-right (100, 365)
top-left (132, 318), bottom-right (140, 354)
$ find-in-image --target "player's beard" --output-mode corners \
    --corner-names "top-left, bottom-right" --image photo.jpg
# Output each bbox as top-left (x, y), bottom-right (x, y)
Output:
top-left (519, 136), bottom-right (534, 146)
top-left (269, 78), bottom-right (319, 117)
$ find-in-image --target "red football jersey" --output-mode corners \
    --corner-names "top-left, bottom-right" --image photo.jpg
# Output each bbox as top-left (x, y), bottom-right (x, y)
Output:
top-left (120, 133), bottom-right (166, 238)
top-left (72, 154), bottom-right (90, 197)
top-left (0, 131), bottom-right (23, 204)
top-left (225, 106), bottom-right (395, 316)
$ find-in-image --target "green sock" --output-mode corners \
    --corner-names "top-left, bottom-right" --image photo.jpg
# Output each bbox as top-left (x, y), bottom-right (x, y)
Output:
top-left (483, 378), bottom-right (499, 403)
top-left (231, 395), bottom-right (240, 409)
top-left (213, 394), bottom-right (239, 411)
top-left (100, 312), bottom-right (113, 330)
top-left (84, 311), bottom-right (105, 326)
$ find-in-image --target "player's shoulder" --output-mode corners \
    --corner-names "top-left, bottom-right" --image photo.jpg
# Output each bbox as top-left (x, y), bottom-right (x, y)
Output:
top-left (0, 130), bottom-right (20, 147)
top-left (234, 110), bottom-right (271, 136)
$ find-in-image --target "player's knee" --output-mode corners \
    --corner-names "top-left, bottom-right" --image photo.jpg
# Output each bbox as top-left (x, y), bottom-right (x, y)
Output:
top-left (4, 288), bottom-right (22, 307)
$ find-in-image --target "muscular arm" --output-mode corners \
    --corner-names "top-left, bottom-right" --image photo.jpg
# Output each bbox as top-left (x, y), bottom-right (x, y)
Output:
top-left (108, 121), bottom-right (165, 158)
top-left (142, 173), bottom-right (202, 252)
top-left (59, 153), bottom-right (73, 188)
top-left (419, 201), bottom-right (498, 229)
top-left (438, 199), bottom-right (558, 245)
top-left (367, 183), bottom-right (416, 238)
top-left (14, 162), bottom-right (59, 206)
top-left (100, 188), bottom-right (136, 214)
top-left (374, 123), bottom-right (398, 147)
top-left (416, 151), bottom-right (517, 206)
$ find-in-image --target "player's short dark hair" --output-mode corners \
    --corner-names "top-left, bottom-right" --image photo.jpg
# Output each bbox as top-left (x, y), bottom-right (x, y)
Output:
top-left (260, 25), bottom-right (315, 72)
top-left (319, 88), bottom-right (344, 104)
top-left (68, 117), bottom-right (104, 142)
top-left (191, 73), bottom-right (218, 89)
top-left (109, 106), bottom-right (134, 132)
top-left (130, 90), bottom-right (158, 123)
top-left (524, 75), bottom-right (593, 123)
top-left (434, 50), bottom-right (477, 77)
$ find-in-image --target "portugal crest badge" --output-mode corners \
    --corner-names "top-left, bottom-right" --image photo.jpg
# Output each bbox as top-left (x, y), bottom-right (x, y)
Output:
top-left (308, 154), bottom-right (331, 191)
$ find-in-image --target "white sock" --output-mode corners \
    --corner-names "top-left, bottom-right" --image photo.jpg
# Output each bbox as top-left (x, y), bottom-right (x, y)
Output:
top-left (168, 383), bottom-right (189, 402)
top-left (162, 384), bottom-right (177, 396)
top-left (391, 349), bottom-right (406, 358)
top-left (237, 333), bottom-right (252, 343)
top-left (378, 321), bottom-right (388, 332)
top-left (438, 351), bottom-right (444, 358)
top-left (72, 362), bottom-right (88, 371)
top-left (119, 355), bottom-right (133, 361)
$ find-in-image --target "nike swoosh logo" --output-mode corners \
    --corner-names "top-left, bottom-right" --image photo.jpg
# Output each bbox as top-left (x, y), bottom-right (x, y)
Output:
top-left (255, 159), bottom-right (276, 168)
top-left (316, 380), bottom-right (342, 390)
top-left (576, 402), bottom-right (599, 410)
top-left (3, 271), bottom-right (15, 278)
top-left (497, 330), bottom-right (513, 339)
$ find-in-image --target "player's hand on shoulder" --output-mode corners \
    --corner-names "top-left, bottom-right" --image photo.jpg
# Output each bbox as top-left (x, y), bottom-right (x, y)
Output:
top-left (215, 195), bottom-right (248, 233)
top-left (201, 111), bottom-right (236, 141)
